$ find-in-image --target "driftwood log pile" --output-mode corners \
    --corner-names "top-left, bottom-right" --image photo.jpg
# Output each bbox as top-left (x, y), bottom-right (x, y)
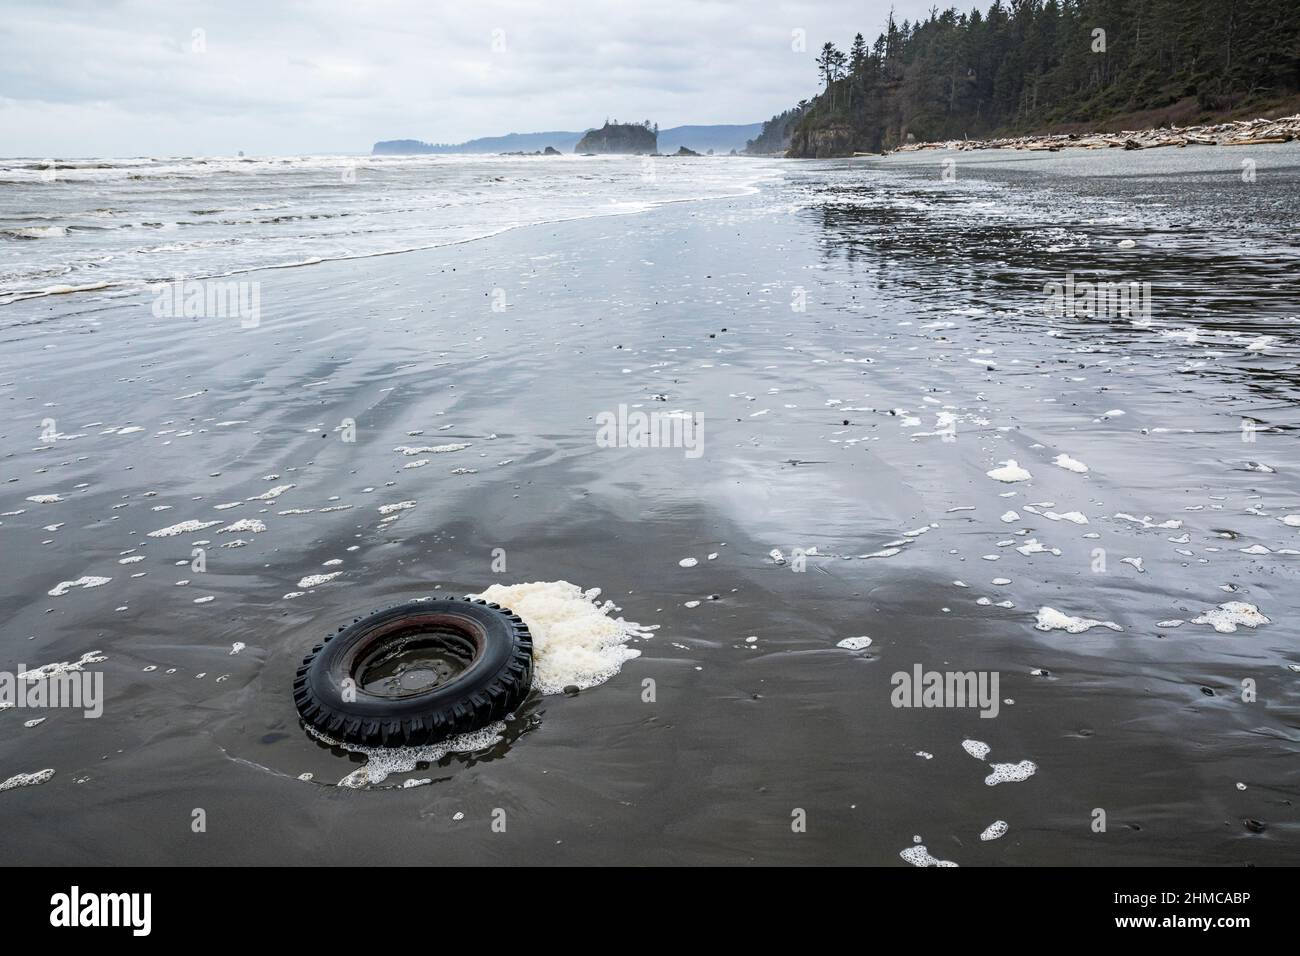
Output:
top-left (892, 114), bottom-right (1300, 153)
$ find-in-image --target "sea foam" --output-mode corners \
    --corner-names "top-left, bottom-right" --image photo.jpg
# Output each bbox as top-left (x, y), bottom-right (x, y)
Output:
top-left (474, 580), bottom-right (655, 695)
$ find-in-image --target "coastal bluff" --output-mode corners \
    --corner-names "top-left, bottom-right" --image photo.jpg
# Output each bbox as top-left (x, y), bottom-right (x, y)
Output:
top-left (574, 122), bottom-right (657, 154)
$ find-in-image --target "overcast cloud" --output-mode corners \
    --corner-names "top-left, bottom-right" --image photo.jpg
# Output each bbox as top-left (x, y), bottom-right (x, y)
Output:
top-left (1, 0), bottom-right (940, 157)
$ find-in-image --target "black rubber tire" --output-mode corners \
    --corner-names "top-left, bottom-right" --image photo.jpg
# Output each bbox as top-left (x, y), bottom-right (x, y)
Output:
top-left (293, 597), bottom-right (532, 748)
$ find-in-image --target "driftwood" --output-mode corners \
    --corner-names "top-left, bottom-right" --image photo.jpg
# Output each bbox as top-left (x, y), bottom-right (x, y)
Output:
top-left (891, 114), bottom-right (1300, 154)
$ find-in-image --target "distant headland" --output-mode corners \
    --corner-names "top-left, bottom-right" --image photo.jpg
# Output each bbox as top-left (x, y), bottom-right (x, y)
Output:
top-left (373, 122), bottom-right (762, 156)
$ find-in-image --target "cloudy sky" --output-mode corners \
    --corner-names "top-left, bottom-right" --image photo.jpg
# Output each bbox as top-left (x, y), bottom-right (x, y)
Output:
top-left (2, 0), bottom-right (940, 157)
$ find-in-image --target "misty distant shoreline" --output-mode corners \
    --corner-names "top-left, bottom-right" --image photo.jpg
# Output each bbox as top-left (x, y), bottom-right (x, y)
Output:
top-left (374, 123), bottom-right (762, 156)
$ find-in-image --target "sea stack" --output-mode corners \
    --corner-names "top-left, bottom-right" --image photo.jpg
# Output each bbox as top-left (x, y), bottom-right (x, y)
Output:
top-left (574, 121), bottom-right (657, 154)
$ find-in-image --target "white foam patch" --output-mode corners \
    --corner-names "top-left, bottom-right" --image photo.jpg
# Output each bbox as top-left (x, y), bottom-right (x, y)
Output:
top-left (394, 443), bottom-right (470, 456)
top-left (980, 820), bottom-right (1009, 841)
top-left (0, 769), bottom-right (55, 792)
top-left (1026, 505), bottom-right (1088, 523)
top-left (836, 636), bottom-right (872, 650)
top-left (297, 572), bottom-right (342, 589)
top-left (962, 739), bottom-right (990, 760)
top-left (987, 460), bottom-right (1031, 482)
top-left (47, 576), bottom-right (112, 597)
top-left (860, 548), bottom-right (902, 559)
top-left (1114, 513), bottom-right (1182, 530)
top-left (474, 580), bottom-right (655, 695)
top-left (984, 760), bottom-right (1037, 786)
top-left (900, 843), bottom-right (958, 867)
top-left (149, 519), bottom-right (220, 537)
top-left (18, 651), bottom-right (105, 681)
top-left (1052, 454), bottom-right (1089, 473)
top-left (1016, 538), bottom-right (1061, 556)
top-left (1035, 607), bottom-right (1121, 633)
top-left (219, 518), bottom-right (266, 534)
top-left (248, 484), bottom-right (294, 501)
top-left (1190, 602), bottom-right (1270, 633)
top-left (316, 722), bottom-right (507, 788)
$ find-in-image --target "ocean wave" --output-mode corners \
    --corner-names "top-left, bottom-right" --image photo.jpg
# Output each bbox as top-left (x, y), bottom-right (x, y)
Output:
top-left (0, 155), bottom-right (781, 304)
top-left (1, 226), bottom-right (68, 239)
top-left (3, 280), bottom-right (116, 301)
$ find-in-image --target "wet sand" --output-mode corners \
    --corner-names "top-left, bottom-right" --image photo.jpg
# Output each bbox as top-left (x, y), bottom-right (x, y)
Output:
top-left (1, 148), bottom-right (1298, 864)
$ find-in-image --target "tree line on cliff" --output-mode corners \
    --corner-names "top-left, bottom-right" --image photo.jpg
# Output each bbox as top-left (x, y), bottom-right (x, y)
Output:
top-left (747, 0), bottom-right (1300, 156)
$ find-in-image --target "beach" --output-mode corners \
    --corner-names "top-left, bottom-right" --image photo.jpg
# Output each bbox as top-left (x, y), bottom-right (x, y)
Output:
top-left (1, 146), bottom-right (1298, 865)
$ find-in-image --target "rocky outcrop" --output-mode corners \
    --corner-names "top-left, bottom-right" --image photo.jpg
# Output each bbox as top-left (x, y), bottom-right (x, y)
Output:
top-left (574, 122), bottom-right (657, 154)
top-left (785, 124), bottom-right (869, 158)
top-left (674, 146), bottom-right (700, 156)
top-left (499, 146), bottom-right (563, 156)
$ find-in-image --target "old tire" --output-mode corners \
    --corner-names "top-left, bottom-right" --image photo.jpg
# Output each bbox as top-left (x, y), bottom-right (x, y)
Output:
top-left (293, 597), bottom-right (532, 748)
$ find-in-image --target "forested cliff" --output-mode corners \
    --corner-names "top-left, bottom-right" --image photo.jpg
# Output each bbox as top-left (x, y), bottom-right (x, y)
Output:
top-left (773, 0), bottom-right (1300, 157)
